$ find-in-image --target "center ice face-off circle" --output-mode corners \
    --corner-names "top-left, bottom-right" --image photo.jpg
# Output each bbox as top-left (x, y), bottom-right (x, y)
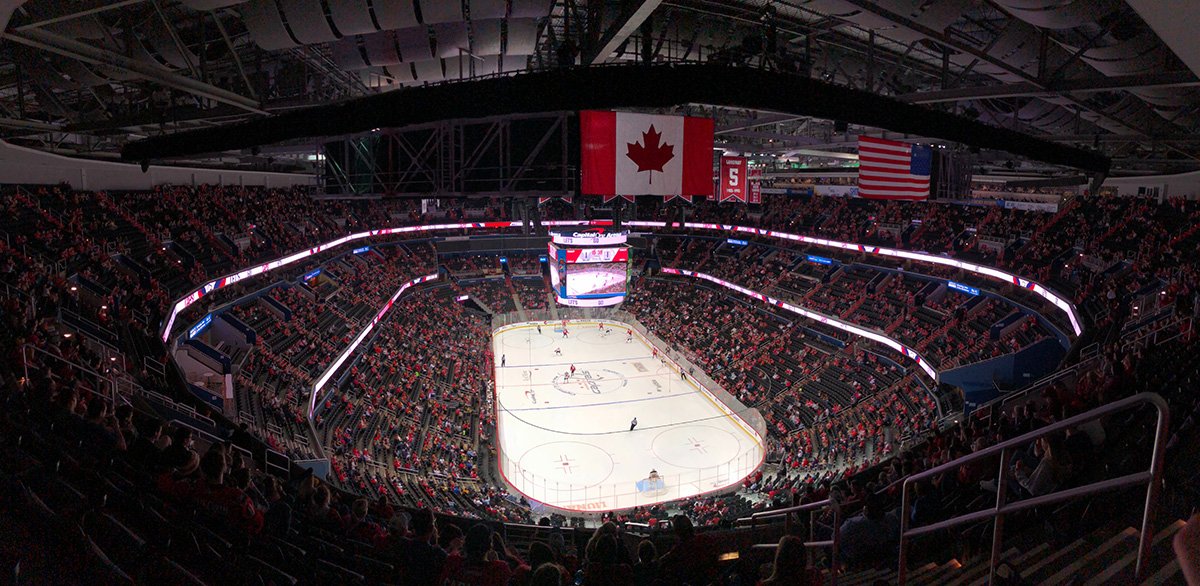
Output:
top-left (551, 368), bottom-right (628, 396)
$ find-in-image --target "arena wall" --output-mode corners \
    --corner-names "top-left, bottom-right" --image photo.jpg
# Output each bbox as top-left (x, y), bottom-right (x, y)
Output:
top-left (0, 140), bottom-right (314, 190)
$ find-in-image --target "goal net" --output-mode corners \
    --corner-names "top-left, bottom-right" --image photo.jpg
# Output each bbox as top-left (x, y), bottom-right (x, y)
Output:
top-left (636, 475), bottom-right (667, 497)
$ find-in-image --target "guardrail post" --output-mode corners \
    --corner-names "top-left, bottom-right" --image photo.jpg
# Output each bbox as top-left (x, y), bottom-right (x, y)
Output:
top-left (898, 480), bottom-right (911, 586)
top-left (1136, 402), bottom-right (1169, 581)
top-left (989, 447), bottom-right (1010, 586)
top-left (830, 503), bottom-right (840, 586)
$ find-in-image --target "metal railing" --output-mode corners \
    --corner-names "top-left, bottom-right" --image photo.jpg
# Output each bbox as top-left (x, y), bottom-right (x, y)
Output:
top-left (897, 392), bottom-right (1169, 586)
top-left (1122, 315), bottom-right (1192, 354)
top-left (746, 498), bottom-right (841, 585)
top-left (21, 343), bottom-right (118, 405)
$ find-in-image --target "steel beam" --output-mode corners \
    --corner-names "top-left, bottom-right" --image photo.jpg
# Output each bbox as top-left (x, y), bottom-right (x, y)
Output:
top-left (717, 129), bottom-right (824, 144)
top-left (899, 71), bottom-right (1200, 104)
top-left (2, 28), bottom-right (267, 115)
top-left (14, 0), bottom-right (149, 31)
top-left (715, 113), bottom-right (809, 134)
top-left (588, 0), bottom-right (664, 64)
top-left (1044, 133), bottom-right (1200, 143)
top-left (0, 117), bottom-right (63, 132)
top-left (833, 0), bottom-right (1041, 86)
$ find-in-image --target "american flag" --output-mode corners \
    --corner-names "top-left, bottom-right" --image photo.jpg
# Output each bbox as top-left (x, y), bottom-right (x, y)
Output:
top-left (857, 136), bottom-right (932, 200)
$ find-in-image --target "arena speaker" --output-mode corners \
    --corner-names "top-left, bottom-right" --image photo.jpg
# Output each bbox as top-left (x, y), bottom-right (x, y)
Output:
top-left (517, 200), bottom-right (531, 234)
top-left (529, 202), bottom-right (546, 236)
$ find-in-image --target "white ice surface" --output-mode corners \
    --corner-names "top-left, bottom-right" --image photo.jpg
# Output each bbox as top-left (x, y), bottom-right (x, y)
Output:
top-left (492, 320), bottom-right (763, 512)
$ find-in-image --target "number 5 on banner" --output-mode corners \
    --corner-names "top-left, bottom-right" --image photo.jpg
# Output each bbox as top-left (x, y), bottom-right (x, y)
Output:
top-left (728, 167), bottom-right (740, 186)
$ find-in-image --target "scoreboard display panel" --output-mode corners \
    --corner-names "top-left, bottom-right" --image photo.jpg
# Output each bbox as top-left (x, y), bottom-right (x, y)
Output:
top-left (548, 230), bottom-right (630, 307)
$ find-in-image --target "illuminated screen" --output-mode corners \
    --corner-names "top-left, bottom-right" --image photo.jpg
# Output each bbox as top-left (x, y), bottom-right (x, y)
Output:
top-left (548, 243), bottom-right (564, 295)
top-left (563, 247), bottom-right (628, 264)
top-left (566, 262), bottom-right (627, 297)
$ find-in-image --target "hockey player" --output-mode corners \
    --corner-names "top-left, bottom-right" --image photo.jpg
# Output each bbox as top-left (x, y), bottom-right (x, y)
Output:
top-left (629, 417), bottom-right (638, 431)
top-left (554, 347), bottom-right (562, 356)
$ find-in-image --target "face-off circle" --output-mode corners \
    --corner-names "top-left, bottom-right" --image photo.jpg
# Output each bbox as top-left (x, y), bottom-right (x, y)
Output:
top-left (551, 368), bottom-right (628, 396)
top-left (502, 332), bottom-right (554, 350)
top-left (651, 425), bottom-right (741, 469)
top-left (517, 441), bottom-right (615, 488)
top-left (576, 328), bottom-right (626, 345)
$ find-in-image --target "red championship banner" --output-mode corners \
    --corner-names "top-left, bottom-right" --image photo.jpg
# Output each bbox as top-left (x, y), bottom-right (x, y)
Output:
top-left (748, 167), bottom-right (763, 204)
top-left (719, 156), bottom-right (748, 203)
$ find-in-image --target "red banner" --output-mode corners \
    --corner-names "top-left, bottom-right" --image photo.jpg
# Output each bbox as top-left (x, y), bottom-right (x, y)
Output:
top-left (602, 194), bottom-right (637, 203)
top-left (748, 167), bottom-right (762, 205)
top-left (720, 156), bottom-right (748, 203)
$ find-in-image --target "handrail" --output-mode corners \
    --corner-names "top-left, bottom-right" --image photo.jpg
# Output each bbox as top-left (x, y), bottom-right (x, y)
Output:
top-left (897, 392), bottom-right (1169, 586)
top-left (746, 498), bottom-right (840, 583)
top-left (21, 343), bottom-right (117, 405)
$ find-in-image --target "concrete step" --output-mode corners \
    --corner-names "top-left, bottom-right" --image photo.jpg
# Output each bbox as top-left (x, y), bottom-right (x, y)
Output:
top-left (944, 548), bottom-right (1020, 586)
top-left (1038, 527), bottom-right (1139, 586)
top-left (835, 566), bottom-right (895, 586)
top-left (963, 545), bottom-right (1051, 586)
top-left (1018, 533), bottom-right (1097, 583)
top-left (912, 560), bottom-right (964, 586)
top-left (1085, 520), bottom-right (1186, 586)
top-left (1140, 559), bottom-right (1182, 586)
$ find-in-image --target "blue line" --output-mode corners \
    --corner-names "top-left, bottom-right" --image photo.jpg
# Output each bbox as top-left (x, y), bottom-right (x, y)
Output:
top-left (499, 355), bottom-right (657, 369)
top-left (500, 387), bottom-right (702, 412)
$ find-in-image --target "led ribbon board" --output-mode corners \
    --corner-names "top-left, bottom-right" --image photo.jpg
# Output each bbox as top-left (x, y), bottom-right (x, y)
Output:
top-left (631, 221), bottom-right (1083, 336)
top-left (308, 273), bottom-right (439, 416)
top-left (162, 219), bottom-right (1081, 343)
top-left (661, 268), bottom-right (939, 381)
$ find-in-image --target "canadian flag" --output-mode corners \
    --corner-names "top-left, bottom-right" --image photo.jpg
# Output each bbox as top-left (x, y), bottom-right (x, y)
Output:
top-left (581, 111), bottom-right (714, 199)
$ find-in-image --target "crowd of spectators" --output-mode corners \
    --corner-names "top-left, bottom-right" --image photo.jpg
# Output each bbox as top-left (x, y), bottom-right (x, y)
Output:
top-left (623, 277), bottom-right (940, 492)
top-left (3, 181), bottom-right (1200, 585)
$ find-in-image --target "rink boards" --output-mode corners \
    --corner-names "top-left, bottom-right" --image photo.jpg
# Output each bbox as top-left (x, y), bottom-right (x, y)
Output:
top-left (491, 319), bottom-right (764, 512)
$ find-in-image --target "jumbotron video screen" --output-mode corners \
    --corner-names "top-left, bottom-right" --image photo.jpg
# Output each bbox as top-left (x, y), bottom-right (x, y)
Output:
top-left (548, 230), bottom-right (631, 307)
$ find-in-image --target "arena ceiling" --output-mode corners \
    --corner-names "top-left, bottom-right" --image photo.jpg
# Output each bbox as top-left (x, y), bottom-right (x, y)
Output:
top-left (0, 0), bottom-right (1196, 177)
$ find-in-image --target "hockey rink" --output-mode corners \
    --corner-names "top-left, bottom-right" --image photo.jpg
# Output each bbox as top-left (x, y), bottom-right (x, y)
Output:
top-left (492, 320), bottom-right (764, 512)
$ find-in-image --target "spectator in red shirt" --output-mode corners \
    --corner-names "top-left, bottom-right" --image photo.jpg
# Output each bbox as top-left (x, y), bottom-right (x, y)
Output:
top-left (439, 523), bottom-right (512, 586)
top-left (159, 445), bottom-right (263, 535)
top-left (346, 498), bottom-right (386, 547)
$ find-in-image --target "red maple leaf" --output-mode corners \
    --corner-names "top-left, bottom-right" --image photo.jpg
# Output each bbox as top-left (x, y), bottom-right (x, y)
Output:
top-left (625, 125), bottom-right (675, 183)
